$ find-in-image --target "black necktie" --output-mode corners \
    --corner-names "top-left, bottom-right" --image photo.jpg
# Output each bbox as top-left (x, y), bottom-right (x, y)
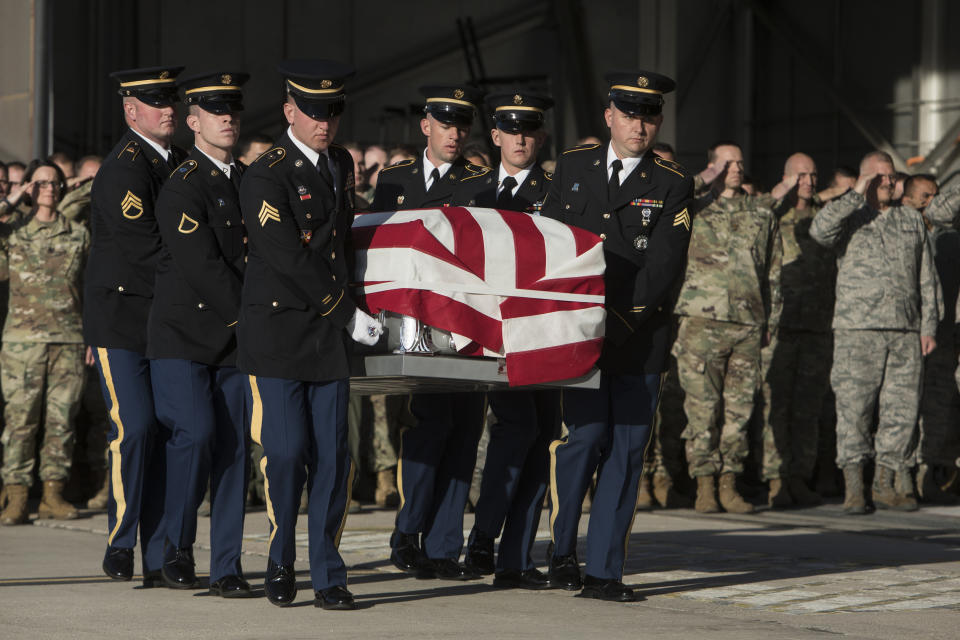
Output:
top-left (317, 154), bottom-right (334, 189)
top-left (428, 167), bottom-right (441, 192)
top-left (229, 165), bottom-right (241, 191)
top-left (497, 176), bottom-right (517, 209)
top-left (609, 159), bottom-right (622, 202)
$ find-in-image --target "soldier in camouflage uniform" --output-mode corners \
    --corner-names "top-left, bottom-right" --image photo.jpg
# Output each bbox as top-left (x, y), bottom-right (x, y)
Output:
top-left (675, 141), bottom-right (782, 515)
top-left (811, 151), bottom-right (944, 514)
top-left (0, 160), bottom-right (89, 525)
top-left (903, 175), bottom-right (960, 503)
top-left (758, 153), bottom-right (836, 508)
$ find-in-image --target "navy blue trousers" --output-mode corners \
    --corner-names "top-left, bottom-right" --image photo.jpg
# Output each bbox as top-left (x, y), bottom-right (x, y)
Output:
top-left (151, 359), bottom-right (248, 582)
top-left (470, 389), bottom-right (560, 571)
top-left (246, 375), bottom-right (353, 591)
top-left (550, 373), bottom-right (659, 581)
top-left (93, 347), bottom-right (167, 573)
top-left (395, 392), bottom-right (486, 560)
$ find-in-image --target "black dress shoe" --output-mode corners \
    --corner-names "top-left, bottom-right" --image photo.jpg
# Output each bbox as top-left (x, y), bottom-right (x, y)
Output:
top-left (579, 574), bottom-right (640, 602)
top-left (162, 544), bottom-right (199, 589)
top-left (314, 585), bottom-right (356, 610)
top-left (547, 553), bottom-right (582, 591)
top-left (103, 546), bottom-right (133, 581)
top-left (428, 558), bottom-right (477, 581)
top-left (389, 531), bottom-right (433, 577)
top-left (464, 531), bottom-right (496, 576)
top-left (493, 568), bottom-right (552, 590)
top-left (209, 575), bottom-right (253, 598)
top-left (142, 570), bottom-right (164, 588)
top-left (265, 559), bottom-right (297, 607)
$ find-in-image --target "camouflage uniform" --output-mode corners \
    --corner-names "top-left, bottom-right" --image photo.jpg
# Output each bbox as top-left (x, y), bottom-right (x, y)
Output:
top-left (810, 190), bottom-right (941, 472)
top-left (58, 181), bottom-right (94, 224)
top-left (759, 203), bottom-right (836, 481)
top-left (0, 215), bottom-right (88, 486)
top-left (675, 193), bottom-right (782, 477)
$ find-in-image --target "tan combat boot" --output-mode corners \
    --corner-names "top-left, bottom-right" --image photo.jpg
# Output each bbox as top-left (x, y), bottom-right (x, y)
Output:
top-left (635, 475), bottom-right (654, 511)
top-left (38, 480), bottom-right (79, 520)
top-left (375, 468), bottom-right (400, 508)
top-left (873, 465), bottom-right (918, 512)
top-left (788, 476), bottom-right (822, 506)
top-left (694, 475), bottom-right (720, 513)
top-left (841, 463), bottom-right (867, 515)
top-left (87, 471), bottom-right (110, 510)
top-left (718, 473), bottom-right (754, 514)
top-left (653, 473), bottom-right (692, 508)
top-left (0, 484), bottom-right (29, 525)
top-left (767, 477), bottom-right (793, 509)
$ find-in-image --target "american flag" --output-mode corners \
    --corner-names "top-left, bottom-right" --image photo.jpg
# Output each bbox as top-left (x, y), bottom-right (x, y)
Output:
top-left (351, 207), bottom-right (606, 386)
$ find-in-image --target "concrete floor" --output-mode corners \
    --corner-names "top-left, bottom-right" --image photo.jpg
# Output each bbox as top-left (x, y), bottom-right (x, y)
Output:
top-left (2, 499), bottom-right (960, 639)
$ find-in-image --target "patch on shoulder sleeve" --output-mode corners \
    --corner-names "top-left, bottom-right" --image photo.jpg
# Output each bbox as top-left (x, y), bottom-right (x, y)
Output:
top-left (655, 157), bottom-right (686, 178)
top-left (121, 191), bottom-right (144, 219)
top-left (178, 213), bottom-right (199, 234)
top-left (258, 147), bottom-right (286, 168)
top-left (258, 200), bottom-right (281, 226)
top-left (673, 208), bottom-right (691, 231)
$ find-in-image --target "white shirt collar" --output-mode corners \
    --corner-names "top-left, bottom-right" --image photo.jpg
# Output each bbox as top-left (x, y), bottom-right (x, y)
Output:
top-left (606, 143), bottom-right (643, 181)
top-left (130, 128), bottom-right (170, 162)
top-left (194, 146), bottom-right (235, 178)
top-left (287, 126), bottom-right (327, 169)
top-left (423, 149), bottom-right (452, 189)
top-left (498, 164), bottom-right (532, 197)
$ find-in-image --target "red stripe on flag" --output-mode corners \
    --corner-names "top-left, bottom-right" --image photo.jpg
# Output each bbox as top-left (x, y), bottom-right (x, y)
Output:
top-left (499, 210), bottom-right (546, 287)
top-left (500, 297), bottom-right (599, 318)
top-left (570, 225), bottom-right (602, 257)
top-left (441, 207), bottom-right (485, 279)
top-left (504, 338), bottom-right (603, 386)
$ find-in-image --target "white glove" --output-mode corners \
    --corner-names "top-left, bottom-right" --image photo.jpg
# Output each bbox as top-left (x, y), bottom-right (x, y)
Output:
top-left (347, 308), bottom-right (383, 346)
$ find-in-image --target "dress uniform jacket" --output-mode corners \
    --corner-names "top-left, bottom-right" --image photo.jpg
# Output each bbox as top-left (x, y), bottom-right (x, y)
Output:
top-left (458, 163), bottom-right (551, 213)
top-left (237, 131), bottom-right (357, 382)
top-left (370, 156), bottom-right (492, 212)
top-left (541, 143), bottom-right (694, 374)
top-left (147, 149), bottom-right (246, 366)
top-left (84, 129), bottom-right (186, 352)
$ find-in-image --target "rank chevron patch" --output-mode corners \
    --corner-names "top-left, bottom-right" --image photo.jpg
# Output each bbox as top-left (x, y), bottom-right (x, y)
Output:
top-left (258, 200), bottom-right (281, 227)
top-left (178, 213), bottom-right (199, 234)
top-left (673, 208), bottom-right (691, 231)
top-left (120, 191), bottom-right (144, 219)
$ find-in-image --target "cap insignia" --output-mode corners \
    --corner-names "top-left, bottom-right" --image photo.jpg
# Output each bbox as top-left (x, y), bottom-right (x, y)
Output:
top-left (221, 74), bottom-right (232, 85)
top-left (453, 88), bottom-right (465, 99)
top-left (513, 94), bottom-right (523, 105)
top-left (159, 70), bottom-right (170, 80)
top-left (320, 79), bottom-right (332, 89)
top-left (637, 76), bottom-right (649, 88)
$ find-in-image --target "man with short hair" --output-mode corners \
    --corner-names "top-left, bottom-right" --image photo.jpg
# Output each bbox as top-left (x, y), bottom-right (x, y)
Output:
top-left (363, 144), bottom-right (387, 193)
top-left (811, 151), bottom-right (941, 514)
top-left (371, 84), bottom-right (494, 582)
top-left (760, 152), bottom-right (835, 508)
top-left (238, 59), bottom-right (380, 610)
top-left (542, 71), bottom-right (693, 602)
top-left (460, 90), bottom-right (559, 589)
top-left (675, 140), bottom-right (782, 515)
top-left (86, 66), bottom-right (186, 584)
top-left (149, 71), bottom-right (252, 596)
top-left (236, 133), bottom-right (272, 167)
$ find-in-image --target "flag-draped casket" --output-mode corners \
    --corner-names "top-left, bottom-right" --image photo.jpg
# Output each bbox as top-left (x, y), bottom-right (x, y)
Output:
top-left (351, 207), bottom-right (606, 386)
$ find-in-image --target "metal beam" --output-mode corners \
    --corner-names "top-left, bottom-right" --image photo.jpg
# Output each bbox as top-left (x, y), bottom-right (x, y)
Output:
top-left (746, 0), bottom-right (909, 170)
top-left (916, 114), bottom-right (960, 174)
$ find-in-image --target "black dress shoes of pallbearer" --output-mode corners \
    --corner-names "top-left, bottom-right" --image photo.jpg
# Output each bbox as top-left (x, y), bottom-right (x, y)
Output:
top-left (314, 585), bottom-right (356, 610)
top-left (464, 531), bottom-right (496, 576)
top-left (547, 553), bottom-right (583, 591)
top-left (209, 575), bottom-right (253, 598)
top-left (265, 559), bottom-right (297, 607)
top-left (102, 546), bottom-right (133, 581)
top-left (492, 568), bottom-right (552, 590)
top-left (428, 558), bottom-right (478, 581)
top-left (579, 575), bottom-right (640, 603)
top-left (161, 544), bottom-right (199, 589)
top-left (389, 530), bottom-right (433, 578)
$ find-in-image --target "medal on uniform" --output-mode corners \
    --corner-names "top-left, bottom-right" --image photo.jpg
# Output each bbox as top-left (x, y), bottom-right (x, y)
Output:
top-left (634, 235), bottom-right (648, 251)
top-left (298, 185), bottom-right (311, 201)
top-left (572, 183), bottom-right (580, 192)
top-left (642, 208), bottom-right (651, 226)
top-left (217, 198), bottom-right (226, 207)
top-left (300, 230), bottom-right (312, 245)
